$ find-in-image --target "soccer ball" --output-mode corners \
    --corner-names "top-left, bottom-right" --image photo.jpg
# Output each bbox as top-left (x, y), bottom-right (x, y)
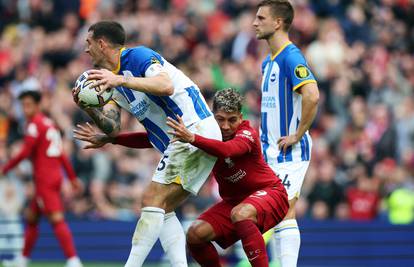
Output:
top-left (73, 71), bottom-right (113, 107)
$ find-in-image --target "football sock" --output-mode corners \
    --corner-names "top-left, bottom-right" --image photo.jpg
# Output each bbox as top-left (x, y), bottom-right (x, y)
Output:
top-left (159, 212), bottom-right (187, 267)
top-left (234, 220), bottom-right (268, 267)
top-left (274, 219), bottom-right (300, 267)
top-left (22, 223), bottom-right (38, 257)
top-left (188, 242), bottom-right (221, 267)
top-left (125, 207), bottom-right (165, 267)
top-left (52, 220), bottom-right (77, 258)
top-left (66, 256), bottom-right (83, 267)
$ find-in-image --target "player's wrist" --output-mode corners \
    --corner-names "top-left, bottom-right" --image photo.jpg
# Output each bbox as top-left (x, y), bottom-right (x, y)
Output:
top-left (121, 74), bottom-right (130, 86)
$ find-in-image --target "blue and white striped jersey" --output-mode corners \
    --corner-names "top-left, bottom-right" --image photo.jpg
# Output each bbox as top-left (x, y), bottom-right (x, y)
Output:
top-left (111, 46), bottom-right (212, 153)
top-left (260, 42), bottom-right (317, 164)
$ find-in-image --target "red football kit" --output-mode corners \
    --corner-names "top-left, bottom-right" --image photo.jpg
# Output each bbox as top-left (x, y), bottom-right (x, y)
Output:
top-left (191, 120), bottom-right (289, 248)
top-left (2, 113), bottom-right (77, 214)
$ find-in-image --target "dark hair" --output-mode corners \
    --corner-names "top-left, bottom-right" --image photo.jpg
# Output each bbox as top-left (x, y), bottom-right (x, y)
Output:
top-left (88, 21), bottom-right (126, 46)
top-left (18, 90), bottom-right (42, 103)
top-left (257, 0), bottom-right (294, 31)
top-left (213, 88), bottom-right (243, 113)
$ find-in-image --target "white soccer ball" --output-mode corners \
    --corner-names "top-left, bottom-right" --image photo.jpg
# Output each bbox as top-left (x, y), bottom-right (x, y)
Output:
top-left (74, 71), bottom-right (113, 107)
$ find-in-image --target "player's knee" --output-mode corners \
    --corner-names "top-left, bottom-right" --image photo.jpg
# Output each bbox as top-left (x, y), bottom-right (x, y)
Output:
top-left (230, 204), bottom-right (256, 223)
top-left (48, 212), bottom-right (64, 224)
top-left (186, 223), bottom-right (209, 245)
top-left (141, 190), bottom-right (166, 209)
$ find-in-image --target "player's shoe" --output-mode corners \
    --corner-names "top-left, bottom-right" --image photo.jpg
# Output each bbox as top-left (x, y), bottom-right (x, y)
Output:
top-left (64, 256), bottom-right (83, 267)
top-left (2, 256), bottom-right (28, 267)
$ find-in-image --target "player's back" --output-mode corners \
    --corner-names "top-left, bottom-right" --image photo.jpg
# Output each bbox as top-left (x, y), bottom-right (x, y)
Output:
top-left (213, 121), bottom-right (283, 204)
top-left (28, 113), bottom-right (65, 185)
top-left (112, 46), bottom-right (214, 153)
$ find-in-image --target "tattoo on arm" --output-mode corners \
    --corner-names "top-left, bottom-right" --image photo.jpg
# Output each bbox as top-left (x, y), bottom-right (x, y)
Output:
top-left (86, 105), bottom-right (121, 136)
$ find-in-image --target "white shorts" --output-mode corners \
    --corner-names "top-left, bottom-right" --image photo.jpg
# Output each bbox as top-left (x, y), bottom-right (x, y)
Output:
top-left (268, 161), bottom-right (310, 200)
top-left (152, 116), bottom-right (222, 195)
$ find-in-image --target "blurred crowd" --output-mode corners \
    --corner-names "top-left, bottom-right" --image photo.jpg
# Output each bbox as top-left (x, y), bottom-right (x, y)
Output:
top-left (0, 0), bottom-right (413, 229)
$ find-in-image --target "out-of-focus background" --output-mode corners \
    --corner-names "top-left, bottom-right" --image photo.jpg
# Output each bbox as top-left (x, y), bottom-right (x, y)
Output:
top-left (0, 0), bottom-right (413, 266)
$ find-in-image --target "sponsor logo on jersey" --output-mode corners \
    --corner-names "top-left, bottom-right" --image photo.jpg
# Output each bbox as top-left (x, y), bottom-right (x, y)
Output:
top-left (270, 73), bottom-right (276, 82)
top-left (261, 96), bottom-right (276, 109)
top-left (294, 64), bottom-right (310, 79)
top-left (130, 99), bottom-right (150, 120)
top-left (224, 169), bottom-right (246, 183)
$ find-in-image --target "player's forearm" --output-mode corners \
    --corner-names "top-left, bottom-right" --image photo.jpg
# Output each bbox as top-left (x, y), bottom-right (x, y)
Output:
top-left (113, 132), bottom-right (153, 149)
top-left (2, 148), bottom-right (30, 174)
top-left (60, 154), bottom-right (77, 181)
top-left (85, 108), bottom-right (120, 137)
top-left (295, 90), bottom-right (319, 139)
top-left (192, 135), bottom-right (250, 158)
top-left (120, 73), bottom-right (173, 96)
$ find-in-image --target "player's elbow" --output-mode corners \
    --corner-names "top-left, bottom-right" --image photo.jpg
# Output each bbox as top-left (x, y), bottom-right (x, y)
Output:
top-left (157, 73), bottom-right (174, 96)
top-left (309, 93), bottom-right (319, 106)
top-left (163, 82), bottom-right (174, 96)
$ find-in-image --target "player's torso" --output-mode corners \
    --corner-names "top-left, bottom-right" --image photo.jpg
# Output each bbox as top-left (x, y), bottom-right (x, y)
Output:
top-left (213, 127), bottom-right (280, 203)
top-left (260, 46), bottom-right (311, 164)
top-left (112, 46), bottom-right (212, 153)
top-left (29, 115), bottom-right (63, 179)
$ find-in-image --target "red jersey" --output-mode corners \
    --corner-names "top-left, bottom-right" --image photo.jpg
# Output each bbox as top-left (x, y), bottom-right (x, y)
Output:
top-left (2, 113), bottom-right (76, 186)
top-left (347, 188), bottom-right (379, 220)
top-left (192, 120), bottom-right (283, 204)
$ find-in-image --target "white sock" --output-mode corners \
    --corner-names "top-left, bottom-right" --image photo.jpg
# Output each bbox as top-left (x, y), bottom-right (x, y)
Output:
top-left (273, 219), bottom-right (300, 267)
top-left (124, 207), bottom-right (165, 267)
top-left (159, 212), bottom-right (187, 267)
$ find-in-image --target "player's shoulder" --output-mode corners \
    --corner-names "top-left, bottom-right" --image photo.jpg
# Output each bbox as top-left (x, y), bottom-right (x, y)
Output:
top-left (236, 120), bottom-right (257, 143)
top-left (124, 46), bottom-right (164, 65)
top-left (283, 44), bottom-right (306, 63)
top-left (261, 55), bottom-right (271, 74)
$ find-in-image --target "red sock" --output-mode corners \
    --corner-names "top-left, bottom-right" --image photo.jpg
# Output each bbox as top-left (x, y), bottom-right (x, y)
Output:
top-left (52, 220), bottom-right (77, 258)
top-left (188, 242), bottom-right (221, 267)
top-left (22, 223), bottom-right (39, 257)
top-left (234, 220), bottom-right (269, 267)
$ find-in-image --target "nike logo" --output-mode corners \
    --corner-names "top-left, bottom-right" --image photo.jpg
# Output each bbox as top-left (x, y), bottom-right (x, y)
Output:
top-left (248, 255), bottom-right (259, 261)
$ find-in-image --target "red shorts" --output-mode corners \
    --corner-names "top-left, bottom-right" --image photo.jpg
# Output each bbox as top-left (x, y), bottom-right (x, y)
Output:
top-left (198, 185), bottom-right (288, 249)
top-left (29, 183), bottom-right (63, 214)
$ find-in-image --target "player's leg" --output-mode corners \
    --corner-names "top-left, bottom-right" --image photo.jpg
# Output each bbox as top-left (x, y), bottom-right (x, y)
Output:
top-left (273, 199), bottom-right (300, 267)
top-left (41, 187), bottom-right (82, 267)
top-left (270, 161), bottom-right (309, 267)
top-left (125, 182), bottom-right (190, 267)
top-left (159, 211), bottom-right (187, 267)
top-left (47, 212), bottom-right (82, 267)
top-left (186, 220), bottom-right (220, 267)
top-left (231, 204), bottom-right (269, 267)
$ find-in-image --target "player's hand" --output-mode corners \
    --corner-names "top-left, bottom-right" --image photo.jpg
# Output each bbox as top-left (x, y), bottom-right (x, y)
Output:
top-left (277, 134), bottom-right (299, 152)
top-left (70, 178), bottom-right (84, 196)
top-left (71, 87), bottom-right (91, 109)
top-left (87, 69), bottom-right (123, 95)
top-left (73, 122), bottom-right (113, 149)
top-left (166, 115), bottom-right (195, 143)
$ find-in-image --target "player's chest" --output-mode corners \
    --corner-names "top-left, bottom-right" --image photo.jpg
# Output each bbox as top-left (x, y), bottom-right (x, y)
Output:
top-left (262, 61), bottom-right (282, 93)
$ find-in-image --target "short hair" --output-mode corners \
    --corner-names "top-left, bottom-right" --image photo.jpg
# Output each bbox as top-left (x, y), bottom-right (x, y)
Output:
top-left (88, 21), bottom-right (126, 46)
top-left (212, 88), bottom-right (243, 113)
top-left (18, 90), bottom-right (42, 103)
top-left (257, 0), bottom-right (294, 31)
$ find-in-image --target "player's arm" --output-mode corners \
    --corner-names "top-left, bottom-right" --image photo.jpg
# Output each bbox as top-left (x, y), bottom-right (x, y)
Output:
top-left (83, 101), bottom-right (121, 137)
top-left (1, 131), bottom-right (37, 174)
top-left (73, 122), bottom-right (152, 149)
top-left (295, 83), bottom-right (319, 140)
top-left (166, 116), bottom-right (252, 158)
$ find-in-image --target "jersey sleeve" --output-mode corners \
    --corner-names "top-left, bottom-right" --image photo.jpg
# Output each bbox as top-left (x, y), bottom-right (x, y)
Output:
top-left (127, 46), bottom-right (165, 77)
top-left (113, 132), bottom-right (153, 149)
top-left (192, 127), bottom-right (255, 158)
top-left (1, 123), bottom-right (38, 174)
top-left (285, 52), bottom-right (317, 91)
top-left (60, 153), bottom-right (77, 181)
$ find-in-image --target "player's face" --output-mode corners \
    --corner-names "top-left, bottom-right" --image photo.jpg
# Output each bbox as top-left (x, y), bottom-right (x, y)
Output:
top-left (85, 32), bottom-right (105, 67)
top-left (214, 110), bottom-right (243, 141)
top-left (253, 6), bottom-right (277, 40)
top-left (21, 97), bottom-right (39, 119)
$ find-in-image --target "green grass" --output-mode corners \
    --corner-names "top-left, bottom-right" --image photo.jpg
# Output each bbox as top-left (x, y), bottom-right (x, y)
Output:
top-left (14, 262), bottom-right (171, 267)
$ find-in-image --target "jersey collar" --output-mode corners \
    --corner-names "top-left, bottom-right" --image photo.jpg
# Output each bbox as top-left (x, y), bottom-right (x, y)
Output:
top-left (271, 41), bottom-right (292, 61)
top-left (112, 47), bottom-right (126, 74)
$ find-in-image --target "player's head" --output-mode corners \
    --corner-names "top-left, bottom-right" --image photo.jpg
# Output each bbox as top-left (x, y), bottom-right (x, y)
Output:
top-left (253, 0), bottom-right (294, 39)
top-left (86, 21), bottom-right (126, 67)
top-left (212, 88), bottom-right (243, 141)
top-left (18, 90), bottom-right (42, 119)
